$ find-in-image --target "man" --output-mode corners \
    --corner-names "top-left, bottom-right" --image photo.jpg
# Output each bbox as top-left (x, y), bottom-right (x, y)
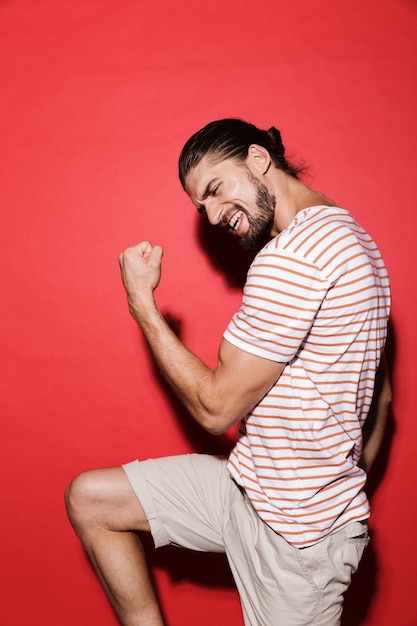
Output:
top-left (66, 119), bottom-right (391, 625)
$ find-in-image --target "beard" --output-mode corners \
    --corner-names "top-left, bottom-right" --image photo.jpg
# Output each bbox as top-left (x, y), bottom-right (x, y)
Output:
top-left (238, 171), bottom-right (276, 249)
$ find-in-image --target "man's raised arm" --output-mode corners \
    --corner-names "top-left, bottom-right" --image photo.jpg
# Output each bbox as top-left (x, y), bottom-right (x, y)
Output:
top-left (119, 241), bottom-right (284, 435)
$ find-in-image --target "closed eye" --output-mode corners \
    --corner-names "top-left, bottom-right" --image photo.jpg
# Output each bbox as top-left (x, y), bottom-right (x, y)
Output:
top-left (196, 181), bottom-right (221, 215)
top-left (211, 184), bottom-right (220, 197)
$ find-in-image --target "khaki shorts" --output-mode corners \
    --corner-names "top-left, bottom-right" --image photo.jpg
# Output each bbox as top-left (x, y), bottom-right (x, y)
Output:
top-left (123, 454), bottom-right (368, 626)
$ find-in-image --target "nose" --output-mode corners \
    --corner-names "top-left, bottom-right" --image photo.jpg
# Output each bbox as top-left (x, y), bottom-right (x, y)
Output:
top-left (204, 198), bottom-right (222, 226)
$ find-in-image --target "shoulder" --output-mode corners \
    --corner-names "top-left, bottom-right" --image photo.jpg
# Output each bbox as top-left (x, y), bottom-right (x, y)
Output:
top-left (249, 205), bottom-right (378, 286)
top-left (278, 205), bottom-right (373, 271)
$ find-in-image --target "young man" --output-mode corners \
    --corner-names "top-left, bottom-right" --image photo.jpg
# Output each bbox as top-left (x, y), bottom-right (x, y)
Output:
top-left (66, 119), bottom-right (391, 625)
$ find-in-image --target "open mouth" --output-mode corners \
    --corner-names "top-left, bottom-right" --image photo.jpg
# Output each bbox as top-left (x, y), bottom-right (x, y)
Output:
top-left (228, 210), bottom-right (243, 232)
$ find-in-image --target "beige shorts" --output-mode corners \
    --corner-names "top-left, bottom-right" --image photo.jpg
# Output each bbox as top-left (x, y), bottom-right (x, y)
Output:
top-left (123, 454), bottom-right (368, 626)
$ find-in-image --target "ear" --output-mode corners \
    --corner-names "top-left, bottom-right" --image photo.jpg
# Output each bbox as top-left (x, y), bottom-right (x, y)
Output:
top-left (246, 144), bottom-right (271, 176)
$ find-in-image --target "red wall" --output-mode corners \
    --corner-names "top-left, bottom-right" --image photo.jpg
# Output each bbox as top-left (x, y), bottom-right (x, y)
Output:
top-left (1, 1), bottom-right (416, 624)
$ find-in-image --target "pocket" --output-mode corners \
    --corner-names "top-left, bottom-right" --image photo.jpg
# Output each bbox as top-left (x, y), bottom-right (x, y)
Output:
top-left (342, 531), bottom-right (370, 576)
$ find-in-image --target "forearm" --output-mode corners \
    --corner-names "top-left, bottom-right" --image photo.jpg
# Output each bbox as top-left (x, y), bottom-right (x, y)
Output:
top-left (130, 293), bottom-right (228, 434)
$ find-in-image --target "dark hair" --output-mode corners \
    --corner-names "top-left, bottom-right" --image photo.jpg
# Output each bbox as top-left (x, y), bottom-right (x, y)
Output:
top-left (178, 118), bottom-right (302, 188)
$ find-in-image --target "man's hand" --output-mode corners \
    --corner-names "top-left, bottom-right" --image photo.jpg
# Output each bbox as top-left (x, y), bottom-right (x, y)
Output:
top-left (119, 241), bottom-right (164, 319)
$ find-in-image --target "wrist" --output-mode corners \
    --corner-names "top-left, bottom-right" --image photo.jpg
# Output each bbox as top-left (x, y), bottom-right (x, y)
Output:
top-left (128, 291), bottom-right (157, 323)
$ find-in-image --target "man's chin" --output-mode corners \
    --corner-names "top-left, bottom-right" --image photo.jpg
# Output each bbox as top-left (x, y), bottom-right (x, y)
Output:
top-left (238, 236), bottom-right (264, 250)
top-left (238, 230), bottom-right (271, 251)
top-left (238, 238), bottom-right (257, 250)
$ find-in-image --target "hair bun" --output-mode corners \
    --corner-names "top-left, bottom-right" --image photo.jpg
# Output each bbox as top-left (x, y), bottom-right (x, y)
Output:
top-left (267, 127), bottom-right (285, 157)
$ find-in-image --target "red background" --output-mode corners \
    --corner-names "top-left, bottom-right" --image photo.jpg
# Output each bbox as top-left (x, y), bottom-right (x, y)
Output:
top-left (1, 1), bottom-right (416, 624)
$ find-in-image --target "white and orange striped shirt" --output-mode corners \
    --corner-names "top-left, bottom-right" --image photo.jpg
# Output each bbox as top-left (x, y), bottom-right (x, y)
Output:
top-left (224, 205), bottom-right (391, 547)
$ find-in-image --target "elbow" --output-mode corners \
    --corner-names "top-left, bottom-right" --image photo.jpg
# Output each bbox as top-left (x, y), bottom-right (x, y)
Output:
top-left (201, 417), bottom-right (231, 436)
top-left (205, 422), bottom-right (230, 436)
top-left (194, 383), bottom-right (247, 435)
top-left (198, 410), bottom-right (239, 436)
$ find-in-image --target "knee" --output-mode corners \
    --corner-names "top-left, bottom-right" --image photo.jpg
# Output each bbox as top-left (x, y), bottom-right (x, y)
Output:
top-left (65, 470), bottom-right (101, 535)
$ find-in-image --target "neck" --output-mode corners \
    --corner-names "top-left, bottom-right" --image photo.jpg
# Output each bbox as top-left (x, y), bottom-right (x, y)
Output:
top-left (268, 171), bottom-right (336, 235)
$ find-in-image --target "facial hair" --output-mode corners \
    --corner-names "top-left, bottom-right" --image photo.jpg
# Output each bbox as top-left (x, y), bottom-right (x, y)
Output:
top-left (238, 171), bottom-right (276, 249)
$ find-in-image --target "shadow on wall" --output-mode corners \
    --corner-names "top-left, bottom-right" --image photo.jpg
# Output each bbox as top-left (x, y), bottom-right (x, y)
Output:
top-left (196, 216), bottom-right (260, 289)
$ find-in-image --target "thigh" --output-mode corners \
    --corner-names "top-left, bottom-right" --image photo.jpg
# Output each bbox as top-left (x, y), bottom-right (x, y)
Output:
top-left (123, 454), bottom-right (243, 552)
top-left (224, 494), bottom-right (369, 626)
top-left (298, 522), bottom-right (369, 626)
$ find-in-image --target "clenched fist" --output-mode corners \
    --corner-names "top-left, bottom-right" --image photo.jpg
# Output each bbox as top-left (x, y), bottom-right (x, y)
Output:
top-left (119, 241), bottom-right (164, 317)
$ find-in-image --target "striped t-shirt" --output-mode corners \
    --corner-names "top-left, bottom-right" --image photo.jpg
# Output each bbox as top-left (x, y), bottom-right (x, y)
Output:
top-left (224, 205), bottom-right (391, 548)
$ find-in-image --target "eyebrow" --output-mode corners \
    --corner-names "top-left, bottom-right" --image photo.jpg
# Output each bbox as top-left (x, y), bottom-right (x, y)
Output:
top-left (196, 178), bottom-right (219, 212)
top-left (200, 178), bottom-right (219, 202)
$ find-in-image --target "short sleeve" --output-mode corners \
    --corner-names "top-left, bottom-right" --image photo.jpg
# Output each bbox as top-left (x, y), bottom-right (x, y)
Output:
top-left (223, 248), bottom-right (330, 363)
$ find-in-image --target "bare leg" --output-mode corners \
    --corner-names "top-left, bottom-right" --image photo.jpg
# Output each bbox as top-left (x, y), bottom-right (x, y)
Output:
top-left (65, 466), bottom-right (164, 626)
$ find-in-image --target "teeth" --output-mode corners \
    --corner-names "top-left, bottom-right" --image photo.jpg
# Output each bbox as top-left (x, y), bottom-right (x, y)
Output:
top-left (229, 210), bottom-right (243, 231)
